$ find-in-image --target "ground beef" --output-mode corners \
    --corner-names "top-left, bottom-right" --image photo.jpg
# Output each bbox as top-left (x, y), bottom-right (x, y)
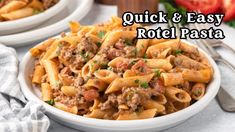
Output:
top-left (77, 37), bottom-right (98, 54)
top-left (149, 78), bottom-right (165, 94)
top-left (124, 46), bottom-right (136, 58)
top-left (73, 76), bottom-right (84, 88)
top-left (114, 39), bottom-right (125, 49)
top-left (120, 87), bottom-right (152, 111)
top-left (53, 89), bottom-right (78, 107)
top-left (100, 94), bottom-right (118, 110)
top-left (107, 48), bottom-right (125, 60)
top-left (59, 37), bottom-right (99, 70)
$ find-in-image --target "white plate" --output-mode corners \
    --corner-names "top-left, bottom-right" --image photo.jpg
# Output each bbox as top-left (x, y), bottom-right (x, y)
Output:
top-left (19, 38), bottom-right (221, 132)
top-left (0, 0), bottom-right (68, 35)
top-left (0, 0), bottom-right (94, 47)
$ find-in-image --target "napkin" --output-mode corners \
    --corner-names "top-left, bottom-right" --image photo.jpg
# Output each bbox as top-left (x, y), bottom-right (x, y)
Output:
top-left (0, 44), bottom-right (50, 132)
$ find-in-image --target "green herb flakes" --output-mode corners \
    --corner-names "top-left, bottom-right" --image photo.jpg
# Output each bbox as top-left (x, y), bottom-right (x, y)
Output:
top-left (45, 99), bottom-right (54, 106)
top-left (98, 31), bottom-right (105, 38)
top-left (134, 79), bottom-right (140, 84)
top-left (143, 54), bottom-right (148, 59)
top-left (124, 39), bottom-right (133, 46)
top-left (175, 49), bottom-right (183, 55)
top-left (96, 42), bottom-right (102, 47)
top-left (140, 82), bottom-right (149, 89)
top-left (154, 69), bottom-right (161, 77)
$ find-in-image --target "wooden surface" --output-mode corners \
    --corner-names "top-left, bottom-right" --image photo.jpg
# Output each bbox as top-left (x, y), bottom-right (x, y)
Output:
top-left (117, 0), bottom-right (159, 17)
top-left (95, 0), bottom-right (116, 5)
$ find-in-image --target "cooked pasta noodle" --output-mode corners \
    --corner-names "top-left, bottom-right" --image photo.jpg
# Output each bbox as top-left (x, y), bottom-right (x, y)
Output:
top-left (0, 0), bottom-right (58, 21)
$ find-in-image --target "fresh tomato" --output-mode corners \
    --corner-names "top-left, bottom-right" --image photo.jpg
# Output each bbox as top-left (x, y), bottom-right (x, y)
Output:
top-left (222, 0), bottom-right (235, 21)
top-left (175, 0), bottom-right (221, 14)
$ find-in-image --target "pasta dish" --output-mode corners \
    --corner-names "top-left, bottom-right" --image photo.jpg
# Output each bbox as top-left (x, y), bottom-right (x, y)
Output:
top-left (0, 0), bottom-right (58, 21)
top-left (30, 17), bottom-right (213, 120)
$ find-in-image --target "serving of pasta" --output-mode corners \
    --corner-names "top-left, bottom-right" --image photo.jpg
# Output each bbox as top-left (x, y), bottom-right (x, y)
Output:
top-left (0, 0), bottom-right (58, 21)
top-left (30, 17), bottom-right (213, 120)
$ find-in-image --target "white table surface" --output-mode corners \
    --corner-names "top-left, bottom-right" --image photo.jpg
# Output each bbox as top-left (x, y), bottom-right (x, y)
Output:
top-left (15, 3), bottom-right (235, 132)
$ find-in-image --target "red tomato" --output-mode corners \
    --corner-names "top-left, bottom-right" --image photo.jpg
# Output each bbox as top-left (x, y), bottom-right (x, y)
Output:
top-left (175, 0), bottom-right (221, 14)
top-left (83, 89), bottom-right (99, 102)
top-left (222, 0), bottom-right (235, 21)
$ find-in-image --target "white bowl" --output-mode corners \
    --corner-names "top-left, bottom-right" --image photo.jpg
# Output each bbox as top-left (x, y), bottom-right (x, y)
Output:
top-left (0, 0), bottom-right (67, 35)
top-left (19, 39), bottom-right (221, 132)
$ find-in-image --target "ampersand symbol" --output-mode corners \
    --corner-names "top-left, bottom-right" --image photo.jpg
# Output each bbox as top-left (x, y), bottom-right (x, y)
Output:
top-left (172, 13), bottom-right (182, 23)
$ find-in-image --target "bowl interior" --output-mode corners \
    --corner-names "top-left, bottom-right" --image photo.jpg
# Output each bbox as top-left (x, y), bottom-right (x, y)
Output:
top-left (19, 39), bottom-right (221, 130)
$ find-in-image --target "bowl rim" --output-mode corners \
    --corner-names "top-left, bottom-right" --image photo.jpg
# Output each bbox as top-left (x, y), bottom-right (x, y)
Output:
top-left (0, 0), bottom-right (67, 28)
top-left (19, 38), bottom-right (221, 129)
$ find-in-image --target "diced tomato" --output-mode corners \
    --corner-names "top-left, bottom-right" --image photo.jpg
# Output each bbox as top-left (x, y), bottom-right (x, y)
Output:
top-left (222, 0), bottom-right (235, 21)
top-left (116, 61), bottom-right (129, 71)
top-left (131, 60), bottom-right (152, 75)
top-left (83, 89), bottom-right (99, 102)
top-left (175, 0), bottom-right (221, 14)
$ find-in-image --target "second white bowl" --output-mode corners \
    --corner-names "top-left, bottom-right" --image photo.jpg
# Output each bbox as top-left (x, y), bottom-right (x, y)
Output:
top-left (0, 0), bottom-right (67, 35)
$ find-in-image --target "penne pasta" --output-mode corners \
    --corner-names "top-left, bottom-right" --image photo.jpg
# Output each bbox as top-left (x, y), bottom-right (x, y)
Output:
top-left (105, 73), bottom-right (154, 94)
top-left (136, 39), bottom-right (150, 57)
top-left (27, 0), bottom-right (44, 10)
top-left (161, 73), bottom-right (184, 86)
top-left (0, 0), bottom-right (27, 14)
top-left (30, 38), bottom-right (55, 57)
top-left (61, 86), bottom-right (77, 97)
top-left (165, 87), bottom-right (191, 103)
top-left (54, 102), bottom-right (78, 114)
top-left (94, 70), bottom-right (120, 84)
top-left (101, 30), bottom-right (136, 48)
top-left (143, 100), bottom-right (165, 113)
top-left (182, 69), bottom-right (212, 83)
top-left (191, 83), bottom-right (206, 100)
top-left (174, 55), bottom-right (209, 70)
top-left (84, 79), bottom-right (108, 91)
top-left (42, 60), bottom-right (60, 89)
top-left (32, 65), bottom-right (45, 84)
top-left (41, 83), bottom-right (52, 101)
top-left (149, 38), bottom-right (169, 46)
top-left (146, 39), bottom-right (180, 58)
top-left (117, 109), bottom-right (157, 120)
top-left (1, 7), bottom-right (34, 20)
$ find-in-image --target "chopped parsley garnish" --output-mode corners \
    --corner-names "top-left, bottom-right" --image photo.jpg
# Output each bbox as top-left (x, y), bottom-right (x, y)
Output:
top-left (96, 42), bottom-right (102, 47)
top-left (98, 31), bottom-right (105, 38)
top-left (45, 99), bottom-right (54, 106)
top-left (100, 63), bottom-right (108, 68)
top-left (107, 67), bottom-right (113, 71)
top-left (93, 60), bottom-right (98, 63)
top-left (134, 79), bottom-right (140, 84)
top-left (56, 43), bottom-right (63, 56)
top-left (154, 69), bottom-right (161, 77)
top-left (124, 39), bottom-right (133, 46)
top-left (127, 60), bottom-right (138, 68)
top-left (194, 89), bottom-right (202, 96)
top-left (141, 44), bottom-right (145, 48)
top-left (140, 82), bottom-right (149, 88)
top-left (33, 9), bottom-right (43, 14)
top-left (80, 52), bottom-right (88, 62)
top-left (143, 54), bottom-right (148, 59)
top-left (175, 49), bottom-right (183, 55)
